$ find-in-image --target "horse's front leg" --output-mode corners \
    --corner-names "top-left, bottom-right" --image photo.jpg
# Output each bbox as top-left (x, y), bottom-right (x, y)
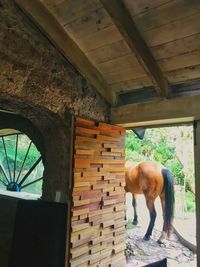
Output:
top-left (144, 199), bottom-right (157, 241)
top-left (132, 194), bottom-right (138, 225)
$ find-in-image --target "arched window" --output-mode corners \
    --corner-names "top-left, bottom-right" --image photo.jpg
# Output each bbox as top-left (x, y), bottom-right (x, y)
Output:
top-left (0, 129), bottom-right (44, 196)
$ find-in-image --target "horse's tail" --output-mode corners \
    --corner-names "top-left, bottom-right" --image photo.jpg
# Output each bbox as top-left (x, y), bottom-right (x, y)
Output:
top-left (162, 168), bottom-right (175, 236)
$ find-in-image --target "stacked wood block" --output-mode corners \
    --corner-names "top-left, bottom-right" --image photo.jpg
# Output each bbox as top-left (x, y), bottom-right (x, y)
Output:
top-left (69, 117), bottom-right (126, 267)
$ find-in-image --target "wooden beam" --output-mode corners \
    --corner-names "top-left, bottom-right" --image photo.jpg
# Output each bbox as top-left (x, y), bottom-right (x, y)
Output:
top-left (101, 0), bottom-right (170, 98)
top-left (194, 121), bottom-right (200, 267)
top-left (15, 0), bottom-right (116, 105)
top-left (111, 95), bottom-right (200, 128)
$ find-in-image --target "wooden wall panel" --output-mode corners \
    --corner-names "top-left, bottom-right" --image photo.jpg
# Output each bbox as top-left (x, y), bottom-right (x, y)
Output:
top-left (69, 117), bottom-right (126, 267)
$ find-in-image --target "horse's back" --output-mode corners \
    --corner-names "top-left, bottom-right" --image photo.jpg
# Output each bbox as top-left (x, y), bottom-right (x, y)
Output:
top-left (138, 162), bottom-right (164, 194)
top-left (125, 161), bottom-right (164, 196)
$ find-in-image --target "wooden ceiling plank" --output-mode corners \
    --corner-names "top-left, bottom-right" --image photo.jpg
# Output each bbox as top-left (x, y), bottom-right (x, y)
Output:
top-left (41, 0), bottom-right (102, 25)
top-left (166, 64), bottom-right (200, 84)
top-left (16, 0), bottom-right (116, 105)
top-left (96, 54), bottom-right (140, 74)
top-left (110, 76), bottom-right (152, 93)
top-left (104, 67), bottom-right (146, 85)
top-left (152, 33), bottom-right (200, 60)
top-left (86, 40), bottom-right (131, 65)
top-left (130, 0), bottom-right (200, 33)
top-left (158, 50), bottom-right (200, 73)
top-left (145, 12), bottom-right (200, 47)
top-left (101, 0), bottom-right (170, 98)
top-left (73, 25), bottom-right (123, 53)
top-left (124, 0), bottom-right (172, 17)
top-left (64, 7), bottom-right (113, 39)
top-left (111, 94), bottom-right (200, 127)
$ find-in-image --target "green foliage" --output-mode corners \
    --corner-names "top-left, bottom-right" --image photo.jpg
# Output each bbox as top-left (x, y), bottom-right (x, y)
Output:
top-left (126, 127), bottom-right (194, 187)
top-left (0, 134), bottom-right (43, 195)
top-left (125, 219), bottom-right (135, 230)
top-left (185, 191), bottom-right (196, 212)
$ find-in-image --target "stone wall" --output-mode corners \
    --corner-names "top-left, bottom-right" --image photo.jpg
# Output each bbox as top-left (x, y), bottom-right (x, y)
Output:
top-left (0, 0), bottom-right (110, 201)
top-left (0, 0), bottom-right (109, 122)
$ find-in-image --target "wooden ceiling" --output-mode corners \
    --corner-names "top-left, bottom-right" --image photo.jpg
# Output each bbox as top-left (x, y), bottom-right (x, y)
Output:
top-left (16, 0), bottom-right (200, 127)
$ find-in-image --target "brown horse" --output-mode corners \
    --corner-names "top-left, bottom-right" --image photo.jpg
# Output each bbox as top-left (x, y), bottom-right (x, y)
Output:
top-left (125, 160), bottom-right (174, 243)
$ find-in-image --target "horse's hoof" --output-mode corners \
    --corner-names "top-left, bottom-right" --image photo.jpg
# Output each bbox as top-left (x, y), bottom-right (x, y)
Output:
top-left (157, 239), bottom-right (164, 245)
top-left (143, 235), bottom-right (150, 241)
top-left (133, 220), bottom-right (138, 225)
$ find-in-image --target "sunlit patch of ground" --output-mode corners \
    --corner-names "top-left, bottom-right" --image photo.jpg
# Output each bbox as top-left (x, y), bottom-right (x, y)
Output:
top-left (125, 193), bottom-right (196, 266)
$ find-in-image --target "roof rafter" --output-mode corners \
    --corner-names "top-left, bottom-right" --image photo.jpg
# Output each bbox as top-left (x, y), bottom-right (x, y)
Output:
top-left (101, 0), bottom-right (170, 98)
top-left (16, 0), bottom-right (116, 105)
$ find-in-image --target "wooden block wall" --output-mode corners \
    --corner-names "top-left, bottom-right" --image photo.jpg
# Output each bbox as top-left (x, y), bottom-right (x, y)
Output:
top-left (69, 117), bottom-right (126, 267)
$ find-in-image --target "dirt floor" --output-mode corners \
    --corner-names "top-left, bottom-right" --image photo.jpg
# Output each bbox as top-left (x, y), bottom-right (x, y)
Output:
top-left (125, 194), bottom-right (196, 267)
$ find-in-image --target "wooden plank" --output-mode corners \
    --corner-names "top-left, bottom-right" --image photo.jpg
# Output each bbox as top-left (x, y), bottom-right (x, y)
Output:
top-left (124, 0), bottom-right (171, 16)
top-left (16, 0), bottom-right (116, 105)
top-left (73, 199), bottom-right (90, 207)
top-left (102, 219), bottom-right (114, 228)
top-left (86, 39), bottom-right (131, 65)
top-left (70, 117), bottom-right (126, 266)
top-left (132, 0), bottom-right (200, 32)
top-left (70, 254), bottom-right (90, 267)
top-left (101, 0), bottom-right (170, 98)
top-left (166, 65), bottom-right (200, 84)
top-left (111, 94), bottom-right (200, 128)
top-left (75, 25), bottom-right (123, 53)
top-left (75, 158), bottom-right (124, 166)
top-left (71, 245), bottom-right (89, 259)
top-left (110, 75), bottom-right (152, 92)
top-left (71, 237), bottom-right (91, 248)
top-left (103, 66), bottom-right (147, 85)
top-left (90, 244), bottom-right (106, 254)
top-left (144, 12), bottom-right (200, 47)
top-left (76, 126), bottom-right (100, 135)
top-left (194, 121), bottom-right (200, 266)
top-left (96, 53), bottom-right (142, 74)
top-left (152, 33), bottom-right (200, 60)
top-left (158, 50), bottom-right (200, 73)
top-left (72, 208), bottom-right (89, 217)
top-left (43, 0), bottom-right (102, 24)
top-left (72, 223), bottom-right (90, 232)
top-left (76, 149), bottom-right (96, 155)
top-left (112, 243), bottom-right (126, 254)
top-left (64, 6), bottom-right (113, 38)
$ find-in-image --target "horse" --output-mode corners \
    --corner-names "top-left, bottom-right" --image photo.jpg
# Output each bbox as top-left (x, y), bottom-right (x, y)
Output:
top-left (125, 160), bottom-right (174, 243)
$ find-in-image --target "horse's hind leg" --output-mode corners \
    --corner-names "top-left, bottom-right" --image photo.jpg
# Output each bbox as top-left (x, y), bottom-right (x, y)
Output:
top-left (144, 198), bottom-right (157, 241)
top-left (157, 194), bottom-right (168, 244)
top-left (132, 194), bottom-right (138, 225)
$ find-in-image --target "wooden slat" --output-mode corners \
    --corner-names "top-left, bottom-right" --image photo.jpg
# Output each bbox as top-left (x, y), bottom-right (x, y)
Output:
top-left (86, 39), bottom-right (131, 65)
top-left (144, 12), bottom-right (200, 47)
top-left (152, 33), bottom-right (200, 60)
top-left (64, 6), bottom-right (113, 39)
top-left (70, 117), bottom-right (126, 266)
top-left (103, 66), bottom-right (147, 85)
top-left (96, 53), bottom-right (143, 74)
top-left (42, 0), bottom-right (102, 25)
top-left (132, 0), bottom-right (200, 33)
top-left (101, 0), bottom-right (170, 98)
top-left (76, 25), bottom-right (123, 53)
top-left (124, 0), bottom-right (171, 16)
top-left (166, 64), bottom-right (200, 84)
top-left (16, 0), bottom-right (116, 105)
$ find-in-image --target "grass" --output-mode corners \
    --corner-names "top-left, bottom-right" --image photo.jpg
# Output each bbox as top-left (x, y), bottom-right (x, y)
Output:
top-left (126, 219), bottom-right (135, 230)
top-left (175, 190), bottom-right (196, 219)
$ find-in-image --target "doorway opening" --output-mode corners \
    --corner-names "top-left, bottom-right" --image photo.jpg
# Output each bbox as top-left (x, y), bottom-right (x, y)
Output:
top-left (125, 124), bottom-right (196, 267)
